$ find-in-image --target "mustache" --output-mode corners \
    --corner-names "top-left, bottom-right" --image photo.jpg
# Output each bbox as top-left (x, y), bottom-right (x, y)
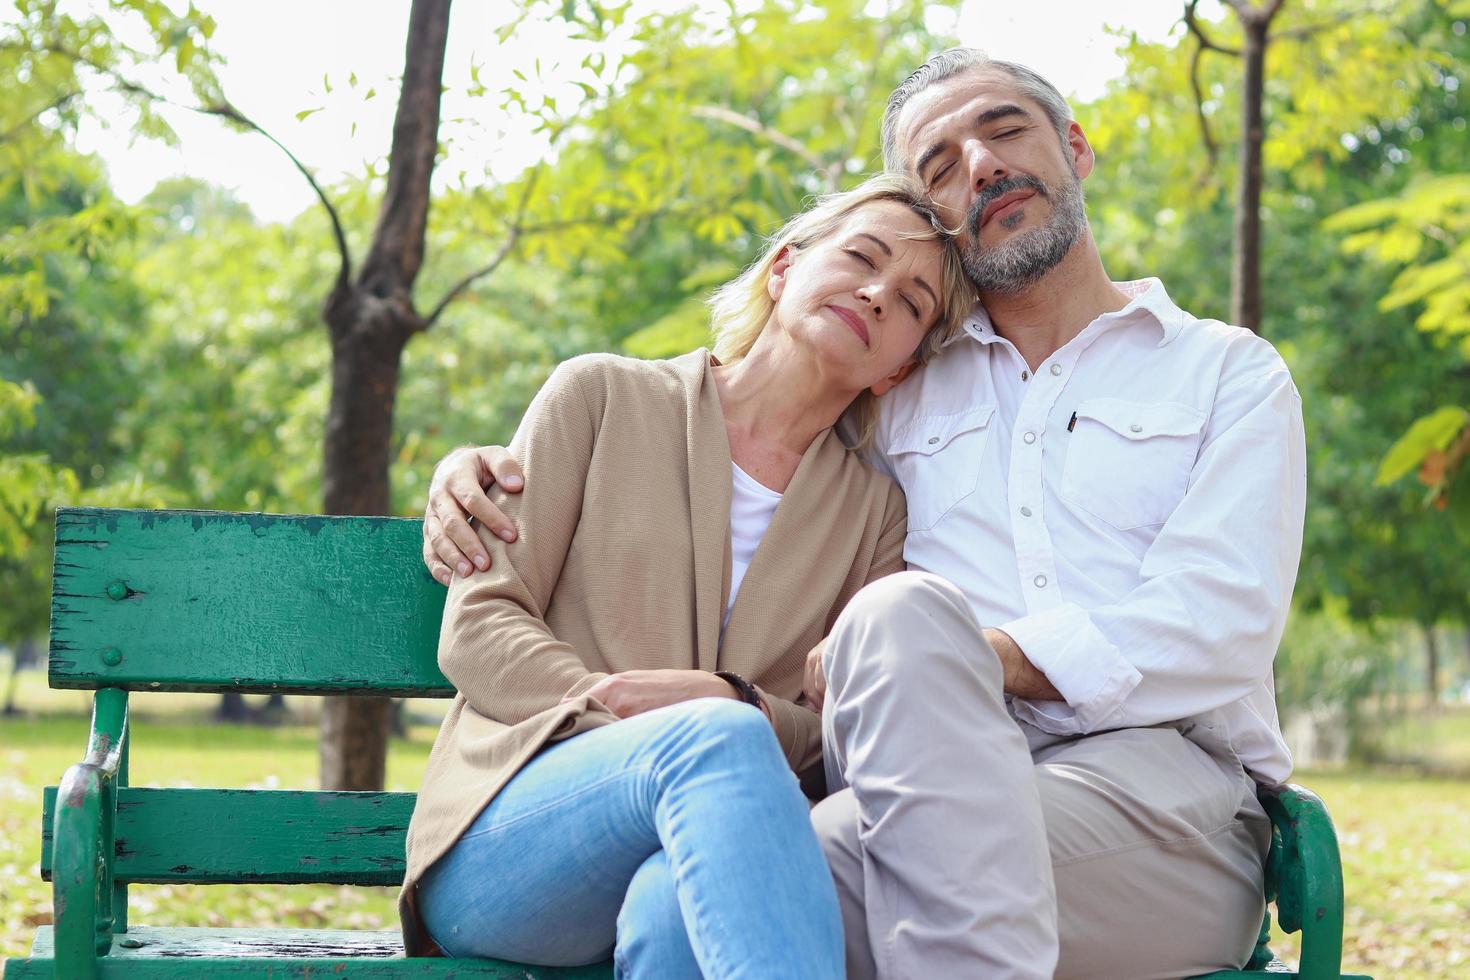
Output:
top-left (967, 174), bottom-right (1049, 238)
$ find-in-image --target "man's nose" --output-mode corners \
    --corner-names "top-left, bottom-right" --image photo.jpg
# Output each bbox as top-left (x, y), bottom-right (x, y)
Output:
top-left (964, 139), bottom-right (1008, 194)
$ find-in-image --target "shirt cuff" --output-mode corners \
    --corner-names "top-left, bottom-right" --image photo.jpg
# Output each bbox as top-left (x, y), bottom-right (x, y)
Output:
top-left (999, 602), bottom-right (1141, 734)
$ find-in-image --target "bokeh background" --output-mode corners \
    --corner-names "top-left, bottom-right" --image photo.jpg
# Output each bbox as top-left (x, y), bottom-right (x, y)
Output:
top-left (2, 0), bottom-right (1468, 975)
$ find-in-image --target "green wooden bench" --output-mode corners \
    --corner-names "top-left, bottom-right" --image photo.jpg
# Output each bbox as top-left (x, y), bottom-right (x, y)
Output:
top-left (3, 508), bottom-right (1368, 979)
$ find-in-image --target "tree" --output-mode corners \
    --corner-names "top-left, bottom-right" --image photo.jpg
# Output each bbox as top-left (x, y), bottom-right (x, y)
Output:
top-left (1178, 0), bottom-right (1433, 334)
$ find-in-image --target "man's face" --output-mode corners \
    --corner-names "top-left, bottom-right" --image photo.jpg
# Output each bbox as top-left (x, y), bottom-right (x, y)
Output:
top-left (894, 70), bottom-right (1093, 294)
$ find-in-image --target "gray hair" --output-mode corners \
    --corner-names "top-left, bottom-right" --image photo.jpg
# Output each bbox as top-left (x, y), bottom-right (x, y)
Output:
top-left (880, 49), bottom-right (1075, 172)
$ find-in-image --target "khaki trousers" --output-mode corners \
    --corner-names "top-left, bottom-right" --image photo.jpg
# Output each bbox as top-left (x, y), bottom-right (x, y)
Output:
top-left (813, 572), bottom-right (1271, 980)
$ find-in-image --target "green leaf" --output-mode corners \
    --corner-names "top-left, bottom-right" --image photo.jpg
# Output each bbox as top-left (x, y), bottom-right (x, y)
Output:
top-left (295, 107), bottom-right (323, 122)
top-left (1376, 407), bottom-right (1470, 486)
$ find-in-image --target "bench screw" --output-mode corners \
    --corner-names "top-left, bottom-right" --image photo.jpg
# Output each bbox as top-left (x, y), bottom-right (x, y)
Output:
top-left (101, 648), bottom-right (123, 667)
top-left (119, 938), bottom-right (145, 949)
top-left (106, 581), bottom-right (128, 601)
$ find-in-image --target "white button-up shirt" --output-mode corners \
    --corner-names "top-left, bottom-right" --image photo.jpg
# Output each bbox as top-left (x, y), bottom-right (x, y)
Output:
top-left (868, 278), bottom-right (1305, 784)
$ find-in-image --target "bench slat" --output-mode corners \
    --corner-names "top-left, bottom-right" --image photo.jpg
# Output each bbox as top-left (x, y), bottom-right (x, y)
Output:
top-left (49, 508), bottom-right (451, 696)
top-left (42, 787), bottom-right (413, 885)
top-left (13, 926), bottom-right (613, 978)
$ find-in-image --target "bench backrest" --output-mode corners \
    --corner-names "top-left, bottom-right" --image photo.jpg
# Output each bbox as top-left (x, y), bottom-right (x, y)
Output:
top-left (50, 507), bottom-right (449, 696)
top-left (45, 507), bottom-right (447, 890)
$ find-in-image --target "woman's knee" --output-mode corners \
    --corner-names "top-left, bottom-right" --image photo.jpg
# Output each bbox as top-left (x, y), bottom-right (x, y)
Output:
top-left (643, 698), bottom-right (791, 784)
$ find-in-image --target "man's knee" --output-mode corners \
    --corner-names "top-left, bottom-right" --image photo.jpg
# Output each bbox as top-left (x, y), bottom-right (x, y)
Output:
top-left (825, 571), bottom-right (1001, 698)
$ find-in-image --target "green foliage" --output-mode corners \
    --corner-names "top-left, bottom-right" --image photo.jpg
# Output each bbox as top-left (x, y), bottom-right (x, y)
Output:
top-left (1273, 602), bottom-right (1412, 758)
top-left (0, 379), bottom-right (77, 557)
top-left (1377, 406), bottom-right (1470, 485)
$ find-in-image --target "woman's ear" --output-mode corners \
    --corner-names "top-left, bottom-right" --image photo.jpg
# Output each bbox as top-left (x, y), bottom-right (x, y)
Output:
top-left (870, 359), bottom-right (918, 398)
top-left (768, 247), bottom-right (792, 301)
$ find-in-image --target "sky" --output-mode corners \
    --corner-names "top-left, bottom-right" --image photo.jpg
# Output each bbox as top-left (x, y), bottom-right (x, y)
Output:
top-left (64, 0), bottom-right (1197, 224)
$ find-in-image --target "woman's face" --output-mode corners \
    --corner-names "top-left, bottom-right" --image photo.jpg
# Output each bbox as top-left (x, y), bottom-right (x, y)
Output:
top-left (768, 200), bottom-right (946, 397)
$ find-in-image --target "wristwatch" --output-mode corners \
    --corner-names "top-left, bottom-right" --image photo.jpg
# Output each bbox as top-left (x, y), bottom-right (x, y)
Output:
top-left (714, 670), bottom-right (764, 711)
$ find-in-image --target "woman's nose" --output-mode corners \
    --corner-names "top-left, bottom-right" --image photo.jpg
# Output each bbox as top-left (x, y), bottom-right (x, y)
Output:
top-left (856, 285), bottom-right (884, 317)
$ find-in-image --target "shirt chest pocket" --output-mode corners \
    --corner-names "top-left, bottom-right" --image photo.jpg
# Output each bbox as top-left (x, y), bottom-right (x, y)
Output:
top-left (1060, 398), bottom-right (1207, 530)
top-left (886, 405), bottom-right (997, 532)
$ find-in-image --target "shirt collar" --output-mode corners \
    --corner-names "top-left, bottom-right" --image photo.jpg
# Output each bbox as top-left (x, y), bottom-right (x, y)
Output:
top-left (946, 277), bottom-right (1192, 350)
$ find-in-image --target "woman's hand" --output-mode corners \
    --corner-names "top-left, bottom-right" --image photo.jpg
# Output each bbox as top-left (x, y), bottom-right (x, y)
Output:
top-left (574, 669), bottom-right (739, 719)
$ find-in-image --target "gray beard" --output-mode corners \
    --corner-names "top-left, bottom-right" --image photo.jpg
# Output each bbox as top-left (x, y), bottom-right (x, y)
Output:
top-left (961, 176), bottom-right (1087, 295)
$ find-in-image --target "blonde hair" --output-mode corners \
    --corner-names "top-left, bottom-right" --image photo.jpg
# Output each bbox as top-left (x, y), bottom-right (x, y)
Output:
top-left (708, 173), bottom-right (974, 452)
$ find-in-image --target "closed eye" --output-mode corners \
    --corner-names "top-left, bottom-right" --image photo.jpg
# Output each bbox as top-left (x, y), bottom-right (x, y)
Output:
top-left (901, 293), bottom-right (920, 318)
top-left (930, 162), bottom-right (954, 186)
top-left (844, 248), bottom-right (875, 268)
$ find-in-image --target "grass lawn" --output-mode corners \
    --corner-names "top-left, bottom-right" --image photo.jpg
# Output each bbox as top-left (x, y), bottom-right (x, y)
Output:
top-left (2, 674), bottom-right (1468, 977)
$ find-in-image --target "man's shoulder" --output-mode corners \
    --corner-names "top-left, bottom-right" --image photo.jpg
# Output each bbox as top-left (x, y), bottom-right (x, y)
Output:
top-left (1171, 314), bottom-right (1295, 393)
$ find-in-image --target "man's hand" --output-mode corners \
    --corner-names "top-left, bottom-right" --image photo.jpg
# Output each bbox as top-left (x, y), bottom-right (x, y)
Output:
top-left (573, 669), bottom-right (740, 719)
top-left (983, 627), bottom-right (1063, 701)
top-left (801, 636), bottom-right (828, 712)
top-left (423, 445), bottom-right (525, 585)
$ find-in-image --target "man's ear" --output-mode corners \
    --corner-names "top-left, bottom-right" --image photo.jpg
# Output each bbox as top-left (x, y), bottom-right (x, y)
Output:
top-left (870, 359), bottom-right (918, 398)
top-left (768, 247), bottom-right (793, 301)
top-left (1067, 121), bottom-right (1095, 180)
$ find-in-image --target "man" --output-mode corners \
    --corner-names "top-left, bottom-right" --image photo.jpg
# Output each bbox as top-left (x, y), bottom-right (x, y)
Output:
top-left (420, 49), bottom-right (1305, 979)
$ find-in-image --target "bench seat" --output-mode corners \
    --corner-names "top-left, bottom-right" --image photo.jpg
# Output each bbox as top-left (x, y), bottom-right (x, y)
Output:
top-left (10, 926), bottom-right (613, 978)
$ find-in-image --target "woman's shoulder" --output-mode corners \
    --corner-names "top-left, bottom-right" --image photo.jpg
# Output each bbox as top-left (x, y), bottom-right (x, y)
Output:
top-left (546, 349), bottom-right (708, 405)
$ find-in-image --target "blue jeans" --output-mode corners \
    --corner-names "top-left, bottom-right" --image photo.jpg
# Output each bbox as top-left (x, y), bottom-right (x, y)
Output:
top-left (417, 698), bottom-right (843, 979)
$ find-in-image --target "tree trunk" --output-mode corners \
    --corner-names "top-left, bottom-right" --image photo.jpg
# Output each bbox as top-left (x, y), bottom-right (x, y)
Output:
top-left (1231, 14), bottom-right (1269, 335)
top-left (1425, 623), bottom-right (1441, 711)
top-left (316, 0), bottom-right (450, 792)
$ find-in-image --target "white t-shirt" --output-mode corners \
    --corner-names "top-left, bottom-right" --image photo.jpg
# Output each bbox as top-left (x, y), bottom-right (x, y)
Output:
top-left (723, 461), bottom-right (782, 635)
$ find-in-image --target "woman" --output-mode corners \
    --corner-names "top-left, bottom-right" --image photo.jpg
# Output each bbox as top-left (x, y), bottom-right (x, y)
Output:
top-left (400, 173), bottom-right (973, 977)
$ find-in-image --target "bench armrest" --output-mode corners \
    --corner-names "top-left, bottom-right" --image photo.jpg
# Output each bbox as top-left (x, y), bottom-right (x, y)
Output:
top-left (51, 687), bottom-right (128, 980)
top-left (1260, 783), bottom-right (1345, 980)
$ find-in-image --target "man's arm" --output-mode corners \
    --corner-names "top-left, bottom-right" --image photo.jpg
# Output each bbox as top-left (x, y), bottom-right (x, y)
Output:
top-left (1002, 357), bottom-right (1307, 734)
top-left (422, 445), bottom-right (525, 585)
top-left (984, 628), bottom-right (1061, 700)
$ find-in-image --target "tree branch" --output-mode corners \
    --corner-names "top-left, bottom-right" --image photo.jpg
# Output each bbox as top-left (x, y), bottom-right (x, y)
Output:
top-left (1184, 0), bottom-right (1242, 56)
top-left (421, 163), bottom-right (545, 330)
top-left (39, 42), bottom-right (354, 293)
top-left (691, 104), bottom-right (833, 179)
top-left (0, 90), bottom-right (82, 144)
top-left (202, 99), bottom-right (353, 293)
top-left (1187, 40), bottom-right (1220, 186)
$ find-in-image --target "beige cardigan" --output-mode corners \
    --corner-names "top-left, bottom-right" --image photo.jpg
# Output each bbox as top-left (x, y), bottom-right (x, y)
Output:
top-left (399, 349), bottom-right (907, 954)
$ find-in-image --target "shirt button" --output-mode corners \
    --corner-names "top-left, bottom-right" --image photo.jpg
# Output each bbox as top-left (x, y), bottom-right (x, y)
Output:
top-left (1033, 574), bottom-right (1048, 588)
top-left (1049, 364), bottom-right (1062, 376)
top-left (927, 436), bottom-right (940, 445)
top-left (1023, 431), bottom-right (1037, 444)
top-left (1130, 423), bottom-right (1143, 433)
top-left (1021, 370), bottom-right (1029, 382)
top-left (1020, 506), bottom-right (1032, 517)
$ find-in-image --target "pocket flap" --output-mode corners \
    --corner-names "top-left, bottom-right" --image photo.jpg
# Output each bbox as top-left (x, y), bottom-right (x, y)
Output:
top-left (890, 404), bottom-right (997, 456)
top-left (1074, 398), bottom-right (1205, 441)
